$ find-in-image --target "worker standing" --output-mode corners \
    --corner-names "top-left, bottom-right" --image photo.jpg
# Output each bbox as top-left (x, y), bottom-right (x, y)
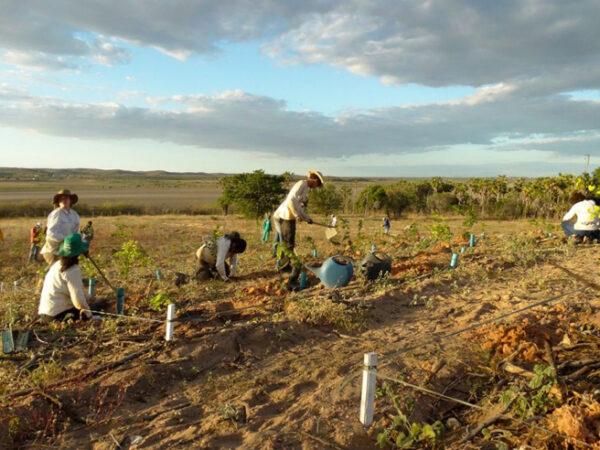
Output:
top-left (28, 222), bottom-right (44, 262)
top-left (383, 217), bottom-right (391, 235)
top-left (81, 221), bottom-right (94, 243)
top-left (261, 213), bottom-right (272, 243)
top-left (273, 170), bottom-right (324, 290)
top-left (41, 189), bottom-right (81, 266)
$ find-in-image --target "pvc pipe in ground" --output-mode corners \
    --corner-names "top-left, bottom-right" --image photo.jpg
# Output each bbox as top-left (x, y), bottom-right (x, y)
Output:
top-left (88, 278), bottom-right (96, 296)
top-left (299, 271), bottom-right (307, 289)
top-left (450, 253), bottom-right (459, 268)
top-left (165, 303), bottom-right (175, 341)
top-left (460, 246), bottom-right (466, 253)
top-left (360, 352), bottom-right (377, 428)
top-left (469, 234), bottom-right (475, 247)
top-left (371, 244), bottom-right (376, 252)
top-left (116, 288), bottom-right (125, 314)
top-left (312, 248), bottom-right (318, 258)
top-left (156, 268), bottom-right (162, 281)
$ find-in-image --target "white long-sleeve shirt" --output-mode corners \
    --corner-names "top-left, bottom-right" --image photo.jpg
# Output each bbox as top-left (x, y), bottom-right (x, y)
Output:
top-left (38, 262), bottom-right (91, 316)
top-left (562, 200), bottom-right (600, 230)
top-left (196, 236), bottom-right (238, 281)
top-left (273, 180), bottom-right (311, 222)
top-left (41, 207), bottom-right (80, 255)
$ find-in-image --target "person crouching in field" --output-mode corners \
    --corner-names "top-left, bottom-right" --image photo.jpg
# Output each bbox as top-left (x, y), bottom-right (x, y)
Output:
top-left (561, 192), bottom-right (600, 242)
top-left (38, 234), bottom-right (106, 322)
top-left (41, 189), bottom-right (81, 266)
top-left (273, 170), bottom-right (324, 290)
top-left (195, 232), bottom-right (247, 281)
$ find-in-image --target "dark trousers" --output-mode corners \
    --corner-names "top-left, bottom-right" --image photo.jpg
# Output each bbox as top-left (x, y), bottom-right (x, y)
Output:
top-left (28, 244), bottom-right (39, 262)
top-left (195, 260), bottom-right (230, 281)
top-left (561, 221), bottom-right (600, 239)
top-left (276, 219), bottom-right (300, 283)
top-left (40, 298), bottom-right (108, 322)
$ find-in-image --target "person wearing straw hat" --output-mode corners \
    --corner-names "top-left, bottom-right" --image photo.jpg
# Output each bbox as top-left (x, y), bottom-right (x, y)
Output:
top-left (41, 189), bottom-right (81, 266)
top-left (28, 222), bottom-right (44, 262)
top-left (38, 233), bottom-right (106, 322)
top-left (273, 170), bottom-right (324, 290)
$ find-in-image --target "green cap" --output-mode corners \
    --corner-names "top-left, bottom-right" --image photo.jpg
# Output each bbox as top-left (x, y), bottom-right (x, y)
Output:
top-left (57, 233), bottom-right (89, 258)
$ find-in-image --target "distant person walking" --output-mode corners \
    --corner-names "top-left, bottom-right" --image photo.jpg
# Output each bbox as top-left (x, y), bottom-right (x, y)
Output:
top-left (81, 221), bottom-right (94, 243)
top-left (383, 217), bottom-right (391, 235)
top-left (261, 214), bottom-right (272, 243)
top-left (561, 192), bottom-right (600, 241)
top-left (329, 214), bottom-right (338, 228)
top-left (29, 222), bottom-right (44, 262)
top-left (273, 170), bottom-right (324, 290)
top-left (195, 232), bottom-right (247, 281)
top-left (41, 189), bottom-right (81, 266)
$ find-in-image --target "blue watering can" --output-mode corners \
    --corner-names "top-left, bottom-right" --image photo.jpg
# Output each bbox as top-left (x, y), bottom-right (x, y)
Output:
top-left (306, 255), bottom-right (354, 288)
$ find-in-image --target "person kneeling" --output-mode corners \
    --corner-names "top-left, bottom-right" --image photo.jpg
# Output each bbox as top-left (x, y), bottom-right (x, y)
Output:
top-left (38, 233), bottom-right (106, 322)
top-left (561, 192), bottom-right (600, 242)
top-left (195, 232), bottom-right (247, 281)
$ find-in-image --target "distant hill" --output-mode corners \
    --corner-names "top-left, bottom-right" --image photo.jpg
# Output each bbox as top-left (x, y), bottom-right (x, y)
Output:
top-left (0, 167), bottom-right (475, 184)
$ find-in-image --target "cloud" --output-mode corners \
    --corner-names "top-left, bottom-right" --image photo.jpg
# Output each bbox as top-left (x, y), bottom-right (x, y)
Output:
top-left (1, 0), bottom-right (596, 94)
top-left (0, 1), bottom-right (331, 70)
top-left (1, 87), bottom-right (599, 159)
top-left (265, 1), bottom-right (600, 91)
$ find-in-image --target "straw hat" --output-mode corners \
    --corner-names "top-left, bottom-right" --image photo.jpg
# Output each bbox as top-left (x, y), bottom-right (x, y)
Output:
top-left (306, 170), bottom-right (325, 185)
top-left (53, 189), bottom-right (78, 207)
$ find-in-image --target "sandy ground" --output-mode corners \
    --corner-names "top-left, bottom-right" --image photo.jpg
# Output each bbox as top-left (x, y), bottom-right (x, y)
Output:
top-left (2, 215), bottom-right (599, 449)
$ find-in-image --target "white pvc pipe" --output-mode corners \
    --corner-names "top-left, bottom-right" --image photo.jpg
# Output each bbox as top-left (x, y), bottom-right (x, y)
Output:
top-left (360, 352), bottom-right (377, 428)
top-left (165, 303), bottom-right (175, 341)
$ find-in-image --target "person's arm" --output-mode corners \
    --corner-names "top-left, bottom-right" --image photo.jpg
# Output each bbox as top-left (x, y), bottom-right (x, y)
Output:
top-left (64, 267), bottom-right (92, 316)
top-left (289, 182), bottom-right (312, 222)
top-left (215, 238), bottom-right (232, 281)
top-left (562, 204), bottom-right (578, 222)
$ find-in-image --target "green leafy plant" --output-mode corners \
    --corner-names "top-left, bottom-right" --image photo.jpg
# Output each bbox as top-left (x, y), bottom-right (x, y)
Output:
top-left (110, 224), bottom-right (132, 240)
top-left (276, 242), bottom-right (303, 270)
top-left (149, 292), bottom-right (172, 311)
top-left (377, 383), bottom-right (445, 448)
top-left (114, 239), bottom-right (150, 278)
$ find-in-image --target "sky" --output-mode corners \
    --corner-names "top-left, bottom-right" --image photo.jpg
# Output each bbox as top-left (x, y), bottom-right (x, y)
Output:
top-left (1, 1), bottom-right (600, 177)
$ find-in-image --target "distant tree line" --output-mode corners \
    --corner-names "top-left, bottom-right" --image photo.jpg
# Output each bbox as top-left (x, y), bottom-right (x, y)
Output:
top-left (216, 169), bottom-right (600, 220)
top-left (4, 169), bottom-right (600, 219)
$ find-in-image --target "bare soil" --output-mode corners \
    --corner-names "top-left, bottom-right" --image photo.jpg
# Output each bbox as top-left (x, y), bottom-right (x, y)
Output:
top-left (2, 215), bottom-right (599, 449)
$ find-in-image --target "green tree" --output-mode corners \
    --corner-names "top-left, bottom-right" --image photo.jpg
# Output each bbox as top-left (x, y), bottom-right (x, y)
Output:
top-left (308, 184), bottom-right (343, 215)
top-left (357, 184), bottom-right (388, 215)
top-left (218, 170), bottom-right (287, 219)
top-left (385, 183), bottom-right (414, 217)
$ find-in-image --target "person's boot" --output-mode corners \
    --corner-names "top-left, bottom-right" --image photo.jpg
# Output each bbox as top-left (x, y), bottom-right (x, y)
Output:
top-left (286, 267), bottom-right (301, 291)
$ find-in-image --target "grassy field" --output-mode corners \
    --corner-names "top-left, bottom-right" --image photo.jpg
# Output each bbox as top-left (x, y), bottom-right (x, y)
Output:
top-left (0, 168), bottom-right (396, 214)
top-left (2, 214), bottom-right (600, 449)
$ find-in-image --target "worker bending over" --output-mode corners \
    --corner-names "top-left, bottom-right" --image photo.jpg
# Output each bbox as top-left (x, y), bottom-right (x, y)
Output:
top-left (195, 232), bottom-right (247, 281)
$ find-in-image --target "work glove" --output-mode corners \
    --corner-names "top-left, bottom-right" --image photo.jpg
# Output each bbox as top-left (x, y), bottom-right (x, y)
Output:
top-left (307, 218), bottom-right (313, 224)
top-left (81, 309), bottom-right (93, 320)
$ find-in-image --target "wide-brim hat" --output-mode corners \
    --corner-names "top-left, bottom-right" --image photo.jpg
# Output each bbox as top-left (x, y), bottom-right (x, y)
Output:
top-left (53, 189), bottom-right (78, 206)
top-left (57, 233), bottom-right (89, 258)
top-left (307, 170), bottom-right (325, 185)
